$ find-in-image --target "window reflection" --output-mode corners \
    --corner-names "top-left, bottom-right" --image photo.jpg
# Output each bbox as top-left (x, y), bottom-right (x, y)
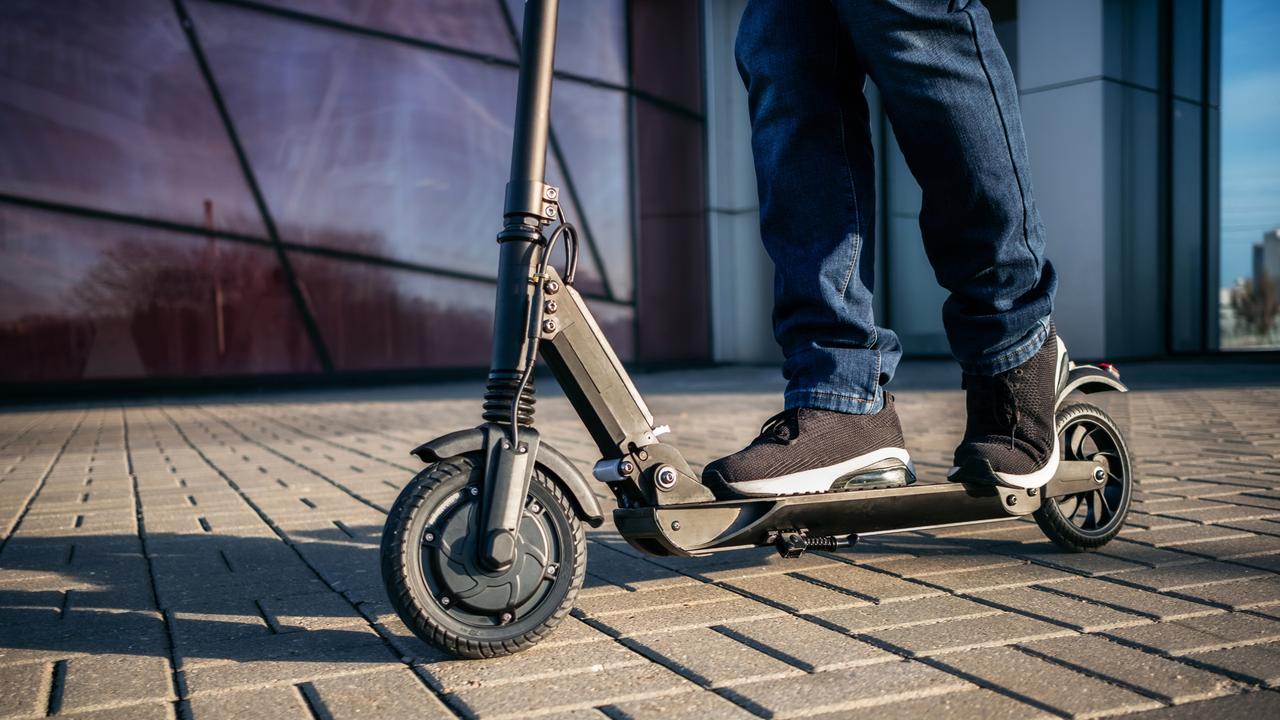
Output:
top-left (0, 205), bottom-right (319, 382)
top-left (0, 0), bottom-right (264, 235)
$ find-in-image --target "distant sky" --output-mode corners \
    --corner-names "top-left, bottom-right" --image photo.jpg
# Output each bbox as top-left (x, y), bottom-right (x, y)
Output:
top-left (1221, 0), bottom-right (1280, 287)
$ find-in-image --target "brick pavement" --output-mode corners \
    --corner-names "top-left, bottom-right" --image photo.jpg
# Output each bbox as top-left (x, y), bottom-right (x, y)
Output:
top-left (1, 360), bottom-right (1279, 719)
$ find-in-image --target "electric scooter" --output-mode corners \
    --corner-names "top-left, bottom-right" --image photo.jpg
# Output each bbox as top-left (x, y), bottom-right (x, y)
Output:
top-left (380, 0), bottom-right (1133, 659)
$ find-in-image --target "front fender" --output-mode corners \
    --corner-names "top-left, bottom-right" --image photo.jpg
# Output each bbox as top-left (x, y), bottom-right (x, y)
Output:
top-left (1056, 365), bottom-right (1128, 409)
top-left (411, 427), bottom-right (605, 527)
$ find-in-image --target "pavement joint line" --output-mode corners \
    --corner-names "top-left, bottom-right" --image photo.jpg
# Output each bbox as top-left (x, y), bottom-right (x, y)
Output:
top-left (125, 407), bottom-right (189, 719)
top-left (239, 405), bottom-right (419, 474)
top-left (0, 409), bottom-right (86, 552)
top-left (157, 407), bottom-right (468, 720)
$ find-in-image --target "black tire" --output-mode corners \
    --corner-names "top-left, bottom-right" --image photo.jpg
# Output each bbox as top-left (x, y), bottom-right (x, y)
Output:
top-left (1034, 402), bottom-right (1133, 552)
top-left (380, 454), bottom-right (586, 658)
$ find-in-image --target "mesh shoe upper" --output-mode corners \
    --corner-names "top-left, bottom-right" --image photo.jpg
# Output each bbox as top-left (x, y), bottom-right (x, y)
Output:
top-left (703, 394), bottom-right (908, 484)
top-left (953, 326), bottom-right (1060, 476)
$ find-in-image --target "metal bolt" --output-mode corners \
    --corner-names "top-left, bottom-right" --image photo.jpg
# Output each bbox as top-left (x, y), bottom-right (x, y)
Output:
top-left (1005, 494), bottom-right (1018, 506)
top-left (542, 318), bottom-right (558, 334)
top-left (1027, 487), bottom-right (1037, 496)
top-left (500, 612), bottom-right (513, 624)
top-left (655, 466), bottom-right (678, 491)
top-left (544, 186), bottom-right (559, 201)
top-left (423, 531), bottom-right (435, 543)
top-left (618, 460), bottom-right (635, 475)
top-left (545, 205), bottom-right (558, 219)
top-left (670, 520), bottom-right (681, 531)
top-left (469, 486), bottom-right (479, 496)
top-left (544, 300), bottom-right (558, 314)
top-left (545, 280), bottom-right (560, 294)
top-left (439, 596), bottom-right (451, 607)
top-left (546, 564), bottom-right (558, 576)
top-left (637, 450), bottom-right (649, 461)
top-left (1093, 467), bottom-right (1106, 484)
top-left (529, 502), bottom-right (542, 514)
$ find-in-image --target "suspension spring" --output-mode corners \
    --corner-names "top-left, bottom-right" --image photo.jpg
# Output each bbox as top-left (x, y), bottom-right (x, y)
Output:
top-left (482, 370), bottom-right (536, 426)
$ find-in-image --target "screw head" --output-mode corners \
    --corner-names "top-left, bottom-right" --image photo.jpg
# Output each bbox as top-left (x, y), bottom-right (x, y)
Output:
top-left (544, 299), bottom-right (558, 313)
top-left (439, 596), bottom-right (451, 607)
top-left (544, 186), bottom-right (559, 201)
top-left (1027, 487), bottom-right (1038, 497)
top-left (1006, 494), bottom-right (1018, 506)
top-left (545, 280), bottom-right (560, 294)
top-left (423, 532), bottom-right (435, 543)
top-left (500, 612), bottom-right (514, 624)
top-left (1093, 467), bottom-right (1106, 483)
top-left (542, 318), bottom-right (558, 333)
top-left (528, 502), bottom-right (541, 514)
top-left (469, 486), bottom-right (479, 496)
top-left (618, 460), bottom-right (635, 475)
top-left (546, 564), bottom-right (558, 576)
top-left (545, 205), bottom-right (558, 218)
top-left (671, 520), bottom-right (681, 531)
top-left (655, 466), bottom-right (678, 491)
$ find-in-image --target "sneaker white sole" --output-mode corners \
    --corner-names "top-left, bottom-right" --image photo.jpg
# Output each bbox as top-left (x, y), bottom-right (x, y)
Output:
top-left (728, 447), bottom-right (913, 496)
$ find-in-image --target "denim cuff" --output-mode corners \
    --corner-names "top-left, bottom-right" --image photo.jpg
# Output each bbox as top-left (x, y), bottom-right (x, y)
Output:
top-left (959, 317), bottom-right (1051, 376)
top-left (784, 385), bottom-right (884, 415)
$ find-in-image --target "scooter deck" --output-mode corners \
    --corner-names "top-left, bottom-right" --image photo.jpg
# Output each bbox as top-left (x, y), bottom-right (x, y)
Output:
top-left (614, 461), bottom-right (1100, 557)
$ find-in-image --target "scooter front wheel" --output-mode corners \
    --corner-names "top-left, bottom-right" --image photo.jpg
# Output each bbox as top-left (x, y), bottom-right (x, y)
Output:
top-left (1035, 402), bottom-right (1133, 552)
top-left (380, 454), bottom-right (586, 658)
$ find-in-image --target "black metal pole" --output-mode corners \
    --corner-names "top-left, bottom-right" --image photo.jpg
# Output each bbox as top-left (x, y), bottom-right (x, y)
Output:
top-left (485, 0), bottom-right (560, 427)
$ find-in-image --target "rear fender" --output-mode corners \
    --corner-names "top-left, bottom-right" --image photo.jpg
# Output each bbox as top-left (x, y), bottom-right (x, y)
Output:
top-left (1056, 364), bottom-right (1128, 409)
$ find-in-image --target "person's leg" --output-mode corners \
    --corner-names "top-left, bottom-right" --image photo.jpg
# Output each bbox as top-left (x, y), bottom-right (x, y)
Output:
top-left (832, 0), bottom-right (1061, 486)
top-left (702, 0), bottom-right (911, 498)
top-left (737, 0), bottom-right (901, 414)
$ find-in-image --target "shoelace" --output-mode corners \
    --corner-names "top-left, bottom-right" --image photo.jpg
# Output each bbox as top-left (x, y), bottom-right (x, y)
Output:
top-left (759, 408), bottom-right (801, 443)
top-left (965, 370), bottom-right (1023, 449)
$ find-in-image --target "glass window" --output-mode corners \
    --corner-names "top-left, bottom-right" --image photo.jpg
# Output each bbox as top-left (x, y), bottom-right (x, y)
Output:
top-left (259, 0), bottom-right (517, 59)
top-left (0, 0), bottom-right (264, 236)
top-left (503, 0), bottom-right (628, 85)
top-left (0, 205), bottom-right (320, 382)
top-left (1219, 0), bottom-right (1280, 349)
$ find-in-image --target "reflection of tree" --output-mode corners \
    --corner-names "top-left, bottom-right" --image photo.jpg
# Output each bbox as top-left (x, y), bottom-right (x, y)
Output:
top-left (1231, 273), bottom-right (1280, 338)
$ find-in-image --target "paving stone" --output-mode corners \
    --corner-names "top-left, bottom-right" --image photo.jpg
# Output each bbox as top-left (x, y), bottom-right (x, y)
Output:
top-left (1169, 575), bottom-right (1280, 611)
top-left (0, 661), bottom-right (47, 718)
top-left (934, 645), bottom-right (1162, 717)
top-left (1042, 577), bottom-right (1221, 621)
top-left (1098, 540), bottom-right (1204, 568)
top-left (59, 701), bottom-right (175, 720)
top-left (1105, 612), bottom-right (1280, 656)
top-left (868, 611), bottom-right (1073, 657)
top-left (599, 688), bottom-right (758, 720)
top-left (1109, 560), bottom-right (1268, 592)
top-left (1016, 549), bottom-right (1147, 577)
top-left (1178, 533), bottom-right (1280, 560)
top-left (181, 630), bottom-right (395, 694)
top-left (1120, 689), bottom-right (1280, 719)
top-left (574, 583), bottom-right (736, 617)
top-left (811, 594), bottom-right (999, 634)
top-left (425, 638), bottom-right (643, 692)
top-left (973, 585), bottom-right (1150, 632)
top-left (584, 597), bottom-right (784, 638)
top-left (1126, 524), bottom-right (1253, 548)
top-left (793, 563), bottom-right (942, 603)
top-left (1186, 642), bottom-right (1280, 685)
top-left (306, 667), bottom-right (453, 719)
top-left (184, 685), bottom-right (310, 720)
top-left (924, 562), bottom-right (1076, 593)
top-left (718, 659), bottom-right (972, 719)
top-left (808, 688), bottom-right (1051, 720)
top-left (625, 626), bottom-right (802, 687)
top-left (447, 662), bottom-right (695, 720)
top-left (1020, 634), bottom-right (1238, 703)
top-left (61, 654), bottom-right (172, 714)
top-left (720, 573), bottom-right (869, 613)
top-left (716, 615), bottom-right (895, 671)
top-left (866, 551), bottom-right (1023, 579)
top-left (258, 591), bottom-right (367, 633)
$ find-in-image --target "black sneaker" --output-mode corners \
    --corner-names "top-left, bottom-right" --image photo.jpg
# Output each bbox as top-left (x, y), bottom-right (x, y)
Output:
top-left (702, 394), bottom-right (914, 499)
top-left (948, 324), bottom-right (1068, 489)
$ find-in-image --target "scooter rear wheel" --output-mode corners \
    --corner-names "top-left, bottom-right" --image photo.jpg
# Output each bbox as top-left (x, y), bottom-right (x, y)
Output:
top-left (381, 454), bottom-right (586, 658)
top-left (1035, 402), bottom-right (1133, 552)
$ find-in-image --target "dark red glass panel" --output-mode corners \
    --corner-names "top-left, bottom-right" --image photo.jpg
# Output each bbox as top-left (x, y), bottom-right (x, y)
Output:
top-left (551, 82), bottom-right (633, 300)
top-left (629, 0), bottom-right (704, 114)
top-left (0, 0), bottom-right (264, 236)
top-left (634, 101), bottom-right (709, 361)
top-left (259, 0), bottom-right (517, 59)
top-left (189, 1), bottom-right (613, 292)
top-left (0, 205), bottom-right (320, 382)
top-left (504, 0), bottom-right (627, 84)
top-left (288, 252), bottom-right (633, 370)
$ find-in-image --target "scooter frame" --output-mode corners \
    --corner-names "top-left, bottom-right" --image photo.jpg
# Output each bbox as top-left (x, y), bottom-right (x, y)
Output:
top-left (409, 0), bottom-right (1131, 567)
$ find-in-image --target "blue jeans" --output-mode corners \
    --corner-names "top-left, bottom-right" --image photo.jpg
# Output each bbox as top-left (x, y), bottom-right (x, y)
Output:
top-left (737, 0), bottom-right (1057, 414)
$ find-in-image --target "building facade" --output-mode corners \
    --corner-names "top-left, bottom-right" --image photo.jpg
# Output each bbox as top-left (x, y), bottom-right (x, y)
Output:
top-left (1, 0), bottom-right (1269, 392)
